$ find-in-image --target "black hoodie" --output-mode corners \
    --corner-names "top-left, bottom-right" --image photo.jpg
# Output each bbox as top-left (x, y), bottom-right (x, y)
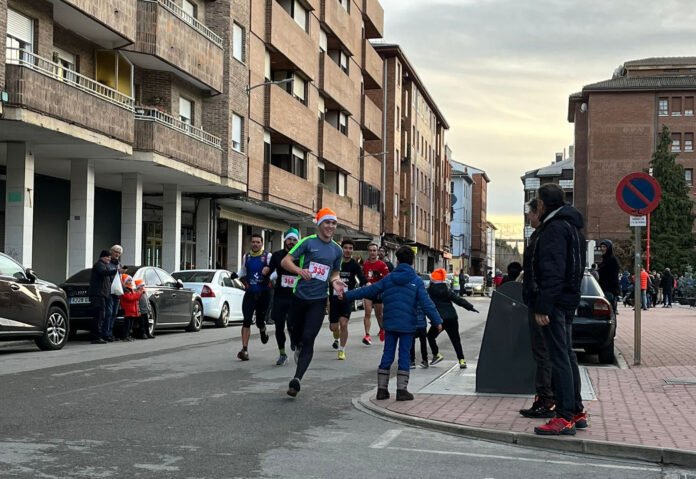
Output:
top-left (597, 239), bottom-right (619, 295)
top-left (531, 204), bottom-right (586, 315)
top-left (427, 282), bottom-right (476, 322)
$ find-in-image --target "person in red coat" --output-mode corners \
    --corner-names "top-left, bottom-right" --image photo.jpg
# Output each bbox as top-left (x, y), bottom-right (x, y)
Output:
top-left (119, 275), bottom-right (142, 341)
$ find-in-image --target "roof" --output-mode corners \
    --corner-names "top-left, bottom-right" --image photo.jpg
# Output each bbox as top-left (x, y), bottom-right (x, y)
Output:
top-left (624, 57), bottom-right (696, 68)
top-left (583, 75), bottom-right (696, 92)
top-left (373, 43), bottom-right (450, 129)
top-left (450, 160), bottom-right (490, 182)
top-left (522, 158), bottom-right (574, 180)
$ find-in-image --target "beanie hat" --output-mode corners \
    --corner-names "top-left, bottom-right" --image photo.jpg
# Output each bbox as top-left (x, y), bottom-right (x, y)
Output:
top-left (430, 268), bottom-right (447, 283)
top-left (284, 227), bottom-right (300, 241)
top-left (134, 279), bottom-right (145, 288)
top-left (99, 250), bottom-right (111, 258)
top-left (121, 274), bottom-right (133, 287)
top-left (314, 207), bottom-right (337, 226)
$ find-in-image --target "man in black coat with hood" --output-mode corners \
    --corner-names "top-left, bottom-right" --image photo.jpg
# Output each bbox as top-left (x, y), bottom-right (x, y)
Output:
top-left (661, 267), bottom-right (674, 307)
top-left (529, 184), bottom-right (586, 436)
top-left (598, 239), bottom-right (620, 313)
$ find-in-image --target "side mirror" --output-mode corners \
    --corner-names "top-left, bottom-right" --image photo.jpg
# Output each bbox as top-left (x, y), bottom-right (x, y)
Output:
top-left (176, 279), bottom-right (184, 289)
top-left (25, 268), bottom-right (37, 283)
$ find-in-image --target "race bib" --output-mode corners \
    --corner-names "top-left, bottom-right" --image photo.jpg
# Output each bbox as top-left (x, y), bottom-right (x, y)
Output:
top-left (281, 275), bottom-right (297, 288)
top-left (309, 261), bottom-right (330, 281)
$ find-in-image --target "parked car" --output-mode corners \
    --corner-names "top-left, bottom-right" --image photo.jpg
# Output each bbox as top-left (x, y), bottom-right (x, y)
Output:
top-left (61, 266), bottom-right (203, 337)
top-left (171, 269), bottom-right (244, 327)
top-left (0, 252), bottom-right (70, 350)
top-left (573, 272), bottom-right (617, 364)
top-left (464, 276), bottom-right (485, 296)
top-left (419, 273), bottom-right (431, 289)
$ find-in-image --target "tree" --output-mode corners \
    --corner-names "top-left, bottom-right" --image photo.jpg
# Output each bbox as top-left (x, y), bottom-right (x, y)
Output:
top-left (648, 125), bottom-right (696, 273)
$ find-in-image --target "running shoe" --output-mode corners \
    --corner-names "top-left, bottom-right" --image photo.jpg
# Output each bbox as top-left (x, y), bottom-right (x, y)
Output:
top-left (573, 411), bottom-right (588, 429)
top-left (534, 417), bottom-right (576, 436)
top-left (419, 360), bottom-right (429, 369)
top-left (409, 361), bottom-right (416, 369)
top-left (287, 378), bottom-right (301, 397)
top-left (362, 334), bottom-right (372, 345)
top-left (337, 350), bottom-right (346, 360)
top-left (379, 329), bottom-right (385, 342)
top-left (260, 328), bottom-right (269, 344)
top-left (276, 353), bottom-right (288, 366)
top-left (459, 359), bottom-right (467, 369)
top-left (237, 349), bottom-right (249, 361)
top-left (431, 353), bottom-right (443, 365)
top-left (519, 396), bottom-right (556, 418)
top-left (332, 339), bottom-right (339, 350)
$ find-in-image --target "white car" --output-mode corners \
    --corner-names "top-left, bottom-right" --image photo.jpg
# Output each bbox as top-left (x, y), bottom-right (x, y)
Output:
top-left (171, 269), bottom-right (244, 327)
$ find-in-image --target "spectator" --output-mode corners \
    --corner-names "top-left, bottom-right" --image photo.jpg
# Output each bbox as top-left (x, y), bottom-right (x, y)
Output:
top-left (640, 267), bottom-right (649, 310)
top-left (597, 240), bottom-right (619, 314)
top-left (87, 250), bottom-right (114, 344)
top-left (501, 262), bottom-right (522, 284)
top-left (661, 268), bottom-right (674, 308)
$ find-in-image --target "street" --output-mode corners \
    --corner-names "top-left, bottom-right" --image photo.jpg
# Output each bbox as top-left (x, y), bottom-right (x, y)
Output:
top-left (0, 296), bottom-right (686, 478)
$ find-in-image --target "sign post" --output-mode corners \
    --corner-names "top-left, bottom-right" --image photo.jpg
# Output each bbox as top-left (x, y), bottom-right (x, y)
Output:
top-left (616, 172), bottom-right (661, 366)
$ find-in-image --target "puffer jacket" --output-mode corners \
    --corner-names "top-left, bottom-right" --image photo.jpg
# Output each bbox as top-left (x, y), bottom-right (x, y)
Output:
top-left (597, 239), bottom-right (620, 295)
top-left (120, 289), bottom-right (142, 317)
top-left (427, 282), bottom-right (476, 322)
top-left (344, 263), bottom-right (442, 333)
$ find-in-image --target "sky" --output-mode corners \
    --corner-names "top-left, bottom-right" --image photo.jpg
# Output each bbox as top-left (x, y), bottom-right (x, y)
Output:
top-left (378, 0), bottom-right (696, 238)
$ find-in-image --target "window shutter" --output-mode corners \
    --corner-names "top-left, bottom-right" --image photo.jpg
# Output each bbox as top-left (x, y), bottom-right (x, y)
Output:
top-left (179, 97), bottom-right (192, 123)
top-left (8, 9), bottom-right (33, 45)
top-left (320, 29), bottom-right (328, 52)
top-left (292, 74), bottom-right (305, 101)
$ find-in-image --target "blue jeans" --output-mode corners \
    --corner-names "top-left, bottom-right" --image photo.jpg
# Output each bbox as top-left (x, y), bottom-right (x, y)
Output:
top-left (104, 295), bottom-right (120, 337)
top-left (641, 290), bottom-right (648, 309)
top-left (664, 289), bottom-right (672, 306)
top-left (379, 331), bottom-right (414, 372)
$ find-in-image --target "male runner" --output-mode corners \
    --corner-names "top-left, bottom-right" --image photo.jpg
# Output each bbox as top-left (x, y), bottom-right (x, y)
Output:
top-left (281, 208), bottom-right (346, 397)
top-left (378, 246), bottom-right (395, 272)
top-left (329, 239), bottom-right (367, 359)
top-left (232, 234), bottom-right (272, 361)
top-left (362, 243), bottom-right (390, 344)
top-left (265, 227), bottom-right (300, 366)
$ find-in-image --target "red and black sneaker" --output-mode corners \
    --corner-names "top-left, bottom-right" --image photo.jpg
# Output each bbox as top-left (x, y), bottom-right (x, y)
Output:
top-left (519, 396), bottom-right (556, 418)
top-left (573, 411), bottom-right (588, 429)
top-left (534, 417), bottom-right (576, 436)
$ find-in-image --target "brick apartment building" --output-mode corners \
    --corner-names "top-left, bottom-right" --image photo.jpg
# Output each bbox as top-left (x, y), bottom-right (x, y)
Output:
top-left (569, 57), bottom-right (696, 241)
top-left (371, 43), bottom-right (451, 273)
top-left (462, 165), bottom-right (489, 276)
top-left (0, 0), bottom-right (386, 282)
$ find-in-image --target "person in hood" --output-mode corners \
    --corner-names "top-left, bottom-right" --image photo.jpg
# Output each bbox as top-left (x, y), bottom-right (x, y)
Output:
top-left (598, 240), bottom-right (620, 314)
top-left (501, 262), bottom-right (522, 284)
top-left (661, 267), bottom-right (674, 307)
top-left (425, 268), bottom-right (479, 369)
top-left (620, 271), bottom-right (631, 301)
top-left (343, 246), bottom-right (442, 401)
top-left (529, 184), bottom-right (587, 436)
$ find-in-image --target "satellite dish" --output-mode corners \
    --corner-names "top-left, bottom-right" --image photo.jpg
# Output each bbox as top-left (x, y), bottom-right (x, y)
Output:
top-left (450, 193), bottom-right (457, 206)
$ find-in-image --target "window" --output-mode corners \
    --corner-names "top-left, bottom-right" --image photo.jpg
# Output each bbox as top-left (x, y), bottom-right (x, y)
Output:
top-left (328, 49), bottom-right (349, 74)
top-left (397, 62), bottom-right (401, 86)
top-left (182, 0), bottom-right (196, 19)
top-left (686, 169), bottom-right (693, 186)
top-left (318, 161), bottom-right (326, 185)
top-left (318, 95), bottom-right (325, 120)
top-left (319, 29), bottom-right (328, 52)
top-left (95, 51), bottom-right (133, 97)
top-left (686, 133), bottom-right (694, 152)
top-left (264, 50), bottom-right (271, 80)
top-left (179, 97), bottom-right (193, 124)
top-left (396, 106), bottom-right (400, 130)
top-left (337, 0), bottom-right (349, 12)
top-left (395, 149), bottom-right (399, 173)
top-left (394, 194), bottom-right (398, 216)
top-left (6, 9), bottom-right (34, 62)
top-left (231, 113), bottom-right (243, 152)
top-left (263, 130), bottom-right (271, 164)
top-left (53, 47), bottom-right (76, 81)
top-left (271, 144), bottom-right (306, 178)
top-left (0, 254), bottom-right (25, 280)
top-left (272, 70), bottom-right (306, 105)
top-left (672, 133), bottom-right (681, 152)
top-left (278, 0), bottom-right (308, 31)
top-left (233, 23), bottom-right (244, 62)
top-left (672, 97), bottom-right (682, 116)
top-left (339, 112), bottom-right (347, 135)
top-left (338, 172), bottom-right (346, 196)
top-left (686, 97), bottom-right (694, 116)
top-left (292, 146), bottom-right (306, 178)
top-left (359, 182), bottom-right (380, 210)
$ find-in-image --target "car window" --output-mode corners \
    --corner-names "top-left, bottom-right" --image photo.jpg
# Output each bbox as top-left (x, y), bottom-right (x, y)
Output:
top-left (218, 272), bottom-right (227, 287)
top-left (0, 254), bottom-right (27, 280)
top-left (65, 268), bottom-right (92, 283)
top-left (581, 274), bottom-right (604, 297)
top-left (231, 278), bottom-right (245, 290)
top-left (469, 276), bottom-right (484, 283)
top-left (143, 268), bottom-right (162, 286)
top-left (172, 271), bottom-right (216, 283)
top-left (156, 268), bottom-right (179, 287)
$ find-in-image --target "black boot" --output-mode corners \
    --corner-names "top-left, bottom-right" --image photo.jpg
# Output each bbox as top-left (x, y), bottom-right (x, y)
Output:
top-left (396, 371), bottom-right (414, 401)
top-left (376, 369), bottom-right (390, 400)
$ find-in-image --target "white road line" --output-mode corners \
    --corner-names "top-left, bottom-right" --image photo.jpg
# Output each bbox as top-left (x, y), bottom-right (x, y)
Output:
top-left (384, 446), bottom-right (661, 472)
top-left (46, 378), bottom-right (132, 397)
top-left (369, 429), bottom-right (404, 449)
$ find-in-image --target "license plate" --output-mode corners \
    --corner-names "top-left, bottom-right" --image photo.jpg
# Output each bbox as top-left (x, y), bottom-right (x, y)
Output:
top-left (69, 297), bottom-right (90, 304)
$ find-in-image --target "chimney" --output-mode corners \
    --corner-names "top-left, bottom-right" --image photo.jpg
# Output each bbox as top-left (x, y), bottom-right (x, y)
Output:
top-left (569, 145), bottom-right (575, 160)
top-left (555, 152), bottom-right (563, 163)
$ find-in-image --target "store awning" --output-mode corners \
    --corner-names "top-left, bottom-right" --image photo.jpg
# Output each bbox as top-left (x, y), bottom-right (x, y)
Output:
top-left (218, 206), bottom-right (289, 232)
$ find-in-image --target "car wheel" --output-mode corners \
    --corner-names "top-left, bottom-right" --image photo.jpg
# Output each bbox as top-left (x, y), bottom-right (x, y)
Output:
top-left (598, 340), bottom-right (615, 364)
top-left (186, 301), bottom-right (203, 332)
top-left (148, 304), bottom-right (157, 337)
top-left (35, 306), bottom-right (69, 350)
top-left (466, 292), bottom-right (472, 296)
top-left (215, 302), bottom-right (230, 328)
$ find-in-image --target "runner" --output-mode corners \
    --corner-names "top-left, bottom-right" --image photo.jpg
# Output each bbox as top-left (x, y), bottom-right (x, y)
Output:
top-left (378, 246), bottom-right (395, 272)
top-left (265, 227), bottom-right (300, 366)
top-left (280, 208), bottom-right (346, 397)
top-left (361, 243), bottom-right (390, 345)
top-left (232, 234), bottom-right (272, 361)
top-left (329, 239), bottom-right (367, 360)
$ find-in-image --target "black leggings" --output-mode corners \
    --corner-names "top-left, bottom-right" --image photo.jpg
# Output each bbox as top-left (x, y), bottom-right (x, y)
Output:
top-left (288, 297), bottom-right (327, 380)
top-left (242, 290), bottom-right (270, 329)
top-left (410, 327), bottom-right (428, 362)
top-left (271, 293), bottom-right (294, 350)
top-left (427, 319), bottom-right (465, 361)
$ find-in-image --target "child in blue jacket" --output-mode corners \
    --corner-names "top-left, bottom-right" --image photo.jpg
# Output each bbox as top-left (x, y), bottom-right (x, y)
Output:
top-left (343, 246), bottom-right (442, 401)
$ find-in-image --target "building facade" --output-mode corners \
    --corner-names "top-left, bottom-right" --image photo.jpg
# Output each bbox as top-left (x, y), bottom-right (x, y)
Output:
top-left (448, 150), bottom-right (473, 274)
top-left (460, 164), bottom-right (489, 276)
top-left (371, 43), bottom-right (451, 273)
top-left (569, 57), bottom-right (696, 241)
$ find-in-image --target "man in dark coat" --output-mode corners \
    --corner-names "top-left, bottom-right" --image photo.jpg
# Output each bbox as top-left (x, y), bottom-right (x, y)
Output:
top-left (88, 250), bottom-right (115, 344)
top-left (598, 239), bottom-right (620, 313)
top-left (529, 184), bottom-right (586, 436)
top-left (661, 267), bottom-right (674, 308)
top-left (458, 269), bottom-right (468, 296)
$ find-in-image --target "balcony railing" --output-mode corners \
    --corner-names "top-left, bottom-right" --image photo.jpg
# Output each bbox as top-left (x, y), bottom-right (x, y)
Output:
top-left (5, 48), bottom-right (134, 110)
top-left (149, 0), bottom-right (223, 48)
top-left (135, 106), bottom-right (222, 149)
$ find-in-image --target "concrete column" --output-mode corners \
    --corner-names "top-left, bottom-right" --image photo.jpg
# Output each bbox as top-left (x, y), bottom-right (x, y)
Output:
top-left (226, 220), bottom-right (243, 272)
top-left (68, 159), bottom-right (95, 276)
top-left (195, 199), bottom-right (211, 269)
top-left (4, 143), bottom-right (34, 266)
top-left (162, 184), bottom-right (181, 272)
top-left (268, 229), bottom-right (282, 253)
top-left (120, 173), bottom-right (143, 266)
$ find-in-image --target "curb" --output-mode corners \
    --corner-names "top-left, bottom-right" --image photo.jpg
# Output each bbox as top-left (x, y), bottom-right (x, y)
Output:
top-left (354, 390), bottom-right (696, 469)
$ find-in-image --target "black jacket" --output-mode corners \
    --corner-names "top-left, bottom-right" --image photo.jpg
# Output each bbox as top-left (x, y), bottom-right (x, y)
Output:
top-left (531, 205), bottom-right (586, 315)
top-left (661, 271), bottom-right (674, 291)
top-left (597, 239), bottom-right (620, 295)
top-left (338, 258), bottom-right (367, 291)
top-left (88, 260), bottom-right (115, 298)
top-left (427, 282), bottom-right (475, 322)
top-left (522, 228), bottom-right (540, 306)
top-left (268, 249), bottom-right (296, 296)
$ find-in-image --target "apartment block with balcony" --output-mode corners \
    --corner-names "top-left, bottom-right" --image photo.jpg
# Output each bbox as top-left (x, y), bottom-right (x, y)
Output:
top-left (448, 147), bottom-right (474, 275)
top-left (371, 43), bottom-right (450, 273)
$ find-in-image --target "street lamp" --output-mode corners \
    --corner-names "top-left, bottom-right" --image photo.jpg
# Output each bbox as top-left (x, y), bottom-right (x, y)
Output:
top-left (245, 77), bottom-right (293, 95)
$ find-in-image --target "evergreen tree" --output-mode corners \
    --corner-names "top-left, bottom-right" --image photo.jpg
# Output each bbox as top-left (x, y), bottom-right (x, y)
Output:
top-left (648, 125), bottom-right (696, 272)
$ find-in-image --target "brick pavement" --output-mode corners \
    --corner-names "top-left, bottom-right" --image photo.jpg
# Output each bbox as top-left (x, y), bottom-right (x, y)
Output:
top-left (368, 303), bottom-right (696, 453)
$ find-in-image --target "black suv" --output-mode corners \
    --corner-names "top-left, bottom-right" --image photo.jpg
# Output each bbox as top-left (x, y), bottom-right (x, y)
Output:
top-left (0, 252), bottom-right (70, 350)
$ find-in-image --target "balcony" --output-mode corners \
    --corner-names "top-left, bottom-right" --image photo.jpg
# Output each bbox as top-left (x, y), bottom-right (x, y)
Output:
top-left (362, 0), bottom-right (384, 39)
top-left (266, 85), bottom-right (318, 152)
top-left (321, 0), bottom-right (358, 55)
top-left (320, 52), bottom-right (359, 115)
top-left (362, 39), bottom-right (382, 89)
top-left (361, 152), bottom-right (382, 187)
top-left (361, 95), bottom-right (382, 140)
top-left (134, 107), bottom-right (222, 174)
top-left (4, 49), bottom-right (134, 144)
top-left (319, 187), bottom-right (359, 230)
top-left (123, 0), bottom-right (223, 93)
top-left (320, 121), bottom-right (359, 176)
top-left (267, 0), bottom-right (316, 80)
top-left (360, 206), bottom-right (380, 235)
top-left (265, 164), bottom-right (316, 214)
top-left (51, 0), bottom-right (137, 47)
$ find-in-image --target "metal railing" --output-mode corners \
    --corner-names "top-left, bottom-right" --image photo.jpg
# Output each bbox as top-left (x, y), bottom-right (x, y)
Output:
top-left (150, 0), bottom-right (223, 48)
top-left (134, 107), bottom-right (222, 149)
top-left (5, 48), bottom-right (134, 110)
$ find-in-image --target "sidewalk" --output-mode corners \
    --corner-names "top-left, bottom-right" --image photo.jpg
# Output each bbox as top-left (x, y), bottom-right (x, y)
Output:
top-left (356, 304), bottom-right (696, 468)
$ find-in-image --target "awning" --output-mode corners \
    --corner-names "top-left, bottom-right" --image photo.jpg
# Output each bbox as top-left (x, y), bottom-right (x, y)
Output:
top-left (218, 206), bottom-right (289, 232)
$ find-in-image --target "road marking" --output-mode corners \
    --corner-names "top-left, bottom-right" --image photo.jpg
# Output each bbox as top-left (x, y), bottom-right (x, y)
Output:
top-left (383, 446), bottom-right (661, 472)
top-left (369, 429), bottom-right (404, 449)
top-left (46, 378), bottom-right (132, 397)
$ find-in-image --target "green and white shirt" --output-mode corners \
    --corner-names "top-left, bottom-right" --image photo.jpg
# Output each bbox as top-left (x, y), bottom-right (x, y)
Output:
top-left (288, 235), bottom-right (343, 300)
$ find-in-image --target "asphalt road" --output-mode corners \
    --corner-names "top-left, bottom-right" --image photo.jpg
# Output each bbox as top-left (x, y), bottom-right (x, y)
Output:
top-left (0, 295), bottom-right (689, 478)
